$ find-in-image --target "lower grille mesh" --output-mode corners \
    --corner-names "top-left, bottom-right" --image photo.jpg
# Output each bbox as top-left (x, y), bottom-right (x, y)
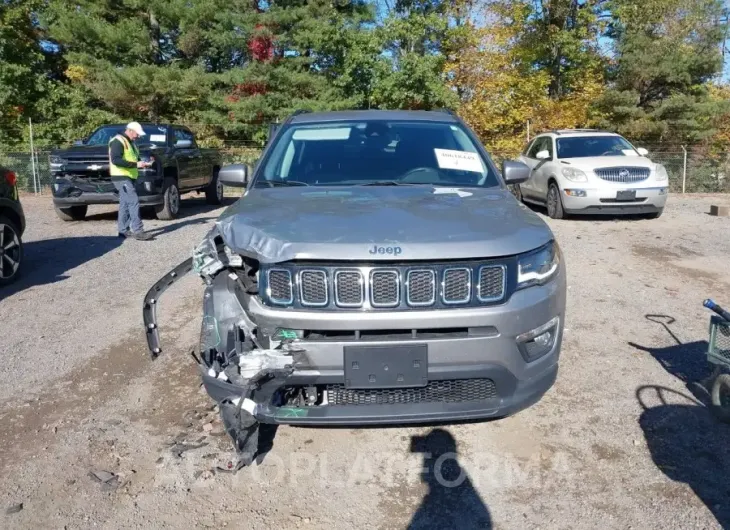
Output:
top-left (325, 379), bottom-right (497, 406)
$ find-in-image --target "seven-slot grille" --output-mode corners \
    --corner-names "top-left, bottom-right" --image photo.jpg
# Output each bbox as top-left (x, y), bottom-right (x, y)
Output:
top-left (264, 263), bottom-right (507, 309)
top-left (594, 166), bottom-right (650, 183)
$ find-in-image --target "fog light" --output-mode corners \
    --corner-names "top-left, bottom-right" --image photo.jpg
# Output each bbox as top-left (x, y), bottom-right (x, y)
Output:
top-left (658, 188), bottom-right (668, 195)
top-left (564, 189), bottom-right (586, 197)
top-left (516, 317), bottom-right (559, 362)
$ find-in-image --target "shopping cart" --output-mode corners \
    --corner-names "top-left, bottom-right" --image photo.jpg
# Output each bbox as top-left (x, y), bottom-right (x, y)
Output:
top-left (703, 299), bottom-right (730, 422)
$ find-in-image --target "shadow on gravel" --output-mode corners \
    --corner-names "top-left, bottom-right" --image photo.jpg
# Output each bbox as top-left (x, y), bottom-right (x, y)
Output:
top-left (0, 235), bottom-right (123, 299)
top-left (636, 385), bottom-right (730, 528)
top-left (629, 314), bottom-right (714, 404)
top-left (407, 429), bottom-right (492, 529)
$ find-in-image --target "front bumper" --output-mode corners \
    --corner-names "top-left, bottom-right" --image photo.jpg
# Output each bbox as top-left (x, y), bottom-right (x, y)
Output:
top-left (196, 264), bottom-right (566, 425)
top-left (561, 185), bottom-right (668, 215)
top-left (51, 172), bottom-right (164, 206)
top-left (202, 361), bottom-right (558, 425)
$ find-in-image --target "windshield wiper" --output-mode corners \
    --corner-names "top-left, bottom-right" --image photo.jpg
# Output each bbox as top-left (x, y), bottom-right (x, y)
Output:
top-left (359, 181), bottom-right (421, 186)
top-left (259, 180), bottom-right (310, 187)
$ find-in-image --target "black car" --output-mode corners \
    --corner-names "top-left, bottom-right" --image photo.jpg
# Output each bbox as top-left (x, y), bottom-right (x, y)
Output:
top-left (0, 166), bottom-right (26, 286)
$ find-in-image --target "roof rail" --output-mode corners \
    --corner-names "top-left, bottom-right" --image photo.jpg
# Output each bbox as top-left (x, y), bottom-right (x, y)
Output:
top-left (433, 108), bottom-right (457, 115)
top-left (291, 109), bottom-right (311, 117)
top-left (550, 128), bottom-right (613, 135)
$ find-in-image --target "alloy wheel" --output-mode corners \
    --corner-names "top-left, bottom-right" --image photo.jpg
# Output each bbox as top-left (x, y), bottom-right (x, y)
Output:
top-left (0, 223), bottom-right (21, 280)
top-left (169, 184), bottom-right (180, 215)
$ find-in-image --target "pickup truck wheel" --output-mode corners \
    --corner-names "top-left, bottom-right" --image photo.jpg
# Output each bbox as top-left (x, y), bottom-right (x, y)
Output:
top-left (155, 179), bottom-right (180, 220)
top-left (0, 216), bottom-right (23, 286)
top-left (205, 169), bottom-right (223, 205)
top-left (54, 205), bottom-right (87, 222)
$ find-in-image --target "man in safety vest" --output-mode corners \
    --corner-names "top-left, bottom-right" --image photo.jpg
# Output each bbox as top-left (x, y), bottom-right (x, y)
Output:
top-left (109, 122), bottom-right (154, 240)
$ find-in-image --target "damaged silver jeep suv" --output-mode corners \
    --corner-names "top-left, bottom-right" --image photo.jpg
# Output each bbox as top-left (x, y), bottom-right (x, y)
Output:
top-left (143, 110), bottom-right (566, 467)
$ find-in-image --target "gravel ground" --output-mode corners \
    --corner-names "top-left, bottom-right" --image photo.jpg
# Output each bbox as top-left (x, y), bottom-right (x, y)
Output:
top-left (1, 193), bottom-right (729, 529)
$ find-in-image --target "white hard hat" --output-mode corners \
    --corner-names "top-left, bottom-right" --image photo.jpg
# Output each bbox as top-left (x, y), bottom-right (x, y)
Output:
top-left (126, 121), bottom-right (146, 136)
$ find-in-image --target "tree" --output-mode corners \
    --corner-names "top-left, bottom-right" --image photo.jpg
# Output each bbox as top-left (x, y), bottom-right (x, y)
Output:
top-left (446, 1), bottom-right (604, 157)
top-left (369, 0), bottom-right (461, 109)
top-left (592, 0), bottom-right (728, 143)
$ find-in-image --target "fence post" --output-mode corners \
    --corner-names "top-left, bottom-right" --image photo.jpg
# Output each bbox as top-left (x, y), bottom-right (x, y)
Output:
top-left (527, 120), bottom-right (530, 143)
top-left (681, 145), bottom-right (687, 194)
top-left (29, 118), bottom-right (38, 195)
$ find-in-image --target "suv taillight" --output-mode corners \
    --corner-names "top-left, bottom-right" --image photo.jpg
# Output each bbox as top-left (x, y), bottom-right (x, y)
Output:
top-left (4, 170), bottom-right (17, 187)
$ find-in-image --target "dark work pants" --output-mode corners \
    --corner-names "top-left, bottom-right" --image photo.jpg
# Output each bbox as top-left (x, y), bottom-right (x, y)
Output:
top-left (113, 178), bottom-right (143, 234)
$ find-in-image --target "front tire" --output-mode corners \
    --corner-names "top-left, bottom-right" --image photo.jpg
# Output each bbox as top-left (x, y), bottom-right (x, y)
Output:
top-left (0, 216), bottom-right (23, 286)
top-left (155, 179), bottom-right (180, 220)
top-left (205, 168), bottom-right (224, 205)
top-left (546, 182), bottom-right (566, 219)
top-left (55, 205), bottom-right (87, 222)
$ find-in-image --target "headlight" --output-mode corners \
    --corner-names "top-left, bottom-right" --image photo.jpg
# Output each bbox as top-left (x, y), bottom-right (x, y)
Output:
top-left (49, 155), bottom-right (64, 169)
top-left (561, 167), bottom-right (587, 182)
top-left (655, 164), bottom-right (668, 181)
top-left (517, 241), bottom-right (560, 289)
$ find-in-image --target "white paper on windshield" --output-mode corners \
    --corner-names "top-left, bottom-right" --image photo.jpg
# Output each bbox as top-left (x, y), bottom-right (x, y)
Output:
top-left (293, 127), bottom-right (351, 140)
top-left (621, 149), bottom-right (636, 156)
top-left (150, 134), bottom-right (166, 143)
top-left (434, 149), bottom-right (483, 173)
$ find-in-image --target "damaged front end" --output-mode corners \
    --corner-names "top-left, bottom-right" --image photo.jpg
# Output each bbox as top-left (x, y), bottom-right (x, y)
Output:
top-left (142, 226), bottom-right (309, 467)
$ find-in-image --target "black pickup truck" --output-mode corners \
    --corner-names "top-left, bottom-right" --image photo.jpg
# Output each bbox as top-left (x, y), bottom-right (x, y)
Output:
top-left (49, 123), bottom-right (223, 221)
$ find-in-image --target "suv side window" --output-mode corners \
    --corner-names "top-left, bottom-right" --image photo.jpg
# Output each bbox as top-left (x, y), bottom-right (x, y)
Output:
top-left (523, 139), bottom-right (537, 156)
top-left (543, 137), bottom-right (554, 159)
top-left (527, 137), bottom-right (547, 159)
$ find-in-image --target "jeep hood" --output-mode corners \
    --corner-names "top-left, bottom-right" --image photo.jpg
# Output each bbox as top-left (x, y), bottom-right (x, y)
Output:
top-left (213, 186), bottom-right (553, 263)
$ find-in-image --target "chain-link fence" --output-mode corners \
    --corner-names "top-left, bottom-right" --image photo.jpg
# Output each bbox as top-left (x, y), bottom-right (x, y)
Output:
top-left (3, 144), bottom-right (728, 195)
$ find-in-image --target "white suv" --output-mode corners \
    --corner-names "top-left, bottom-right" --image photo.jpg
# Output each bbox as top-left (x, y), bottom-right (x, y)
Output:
top-left (516, 130), bottom-right (669, 219)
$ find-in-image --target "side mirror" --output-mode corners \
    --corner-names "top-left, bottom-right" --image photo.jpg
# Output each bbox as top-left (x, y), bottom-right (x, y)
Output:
top-left (636, 147), bottom-right (648, 156)
top-left (502, 160), bottom-right (530, 185)
top-left (175, 139), bottom-right (192, 149)
top-left (536, 150), bottom-right (550, 160)
top-left (218, 164), bottom-right (249, 188)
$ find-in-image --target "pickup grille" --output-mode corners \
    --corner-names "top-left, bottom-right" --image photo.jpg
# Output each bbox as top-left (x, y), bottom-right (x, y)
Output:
top-left (261, 261), bottom-right (509, 311)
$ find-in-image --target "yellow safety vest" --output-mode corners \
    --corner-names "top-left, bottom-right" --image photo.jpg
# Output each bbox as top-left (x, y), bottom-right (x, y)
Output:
top-left (108, 134), bottom-right (139, 179)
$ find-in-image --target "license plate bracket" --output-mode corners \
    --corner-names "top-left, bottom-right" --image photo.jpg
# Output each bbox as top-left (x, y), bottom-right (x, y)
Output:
top-left (616, 189), bottom-right (636, 201)
top-left (344, 344), bottom-right (428, 389)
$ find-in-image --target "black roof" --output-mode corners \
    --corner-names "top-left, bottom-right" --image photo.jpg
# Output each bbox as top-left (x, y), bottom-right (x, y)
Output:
top-left (289, 109), bottom-right (459, 124)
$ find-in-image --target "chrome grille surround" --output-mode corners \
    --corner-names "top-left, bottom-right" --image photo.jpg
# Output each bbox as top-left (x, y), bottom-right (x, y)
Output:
top-left (260, 260), bottom-right (511, 311)
top-left (594, 166), bottom-right (650, 183)
top-left (334, 270), bottom-right (364, 307)
top-left (477, 265), bottom-right (506, 302)
top-left (442, 268), bottom-right (472, 305)
top-left (266, 269), bottom-right (293, 305)
top-left (299, 269), bottom-right (328, 307)
top-left (370, 269), bottom-right (400, 308)
top-left (406, 269), bottom-right (436, 307)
